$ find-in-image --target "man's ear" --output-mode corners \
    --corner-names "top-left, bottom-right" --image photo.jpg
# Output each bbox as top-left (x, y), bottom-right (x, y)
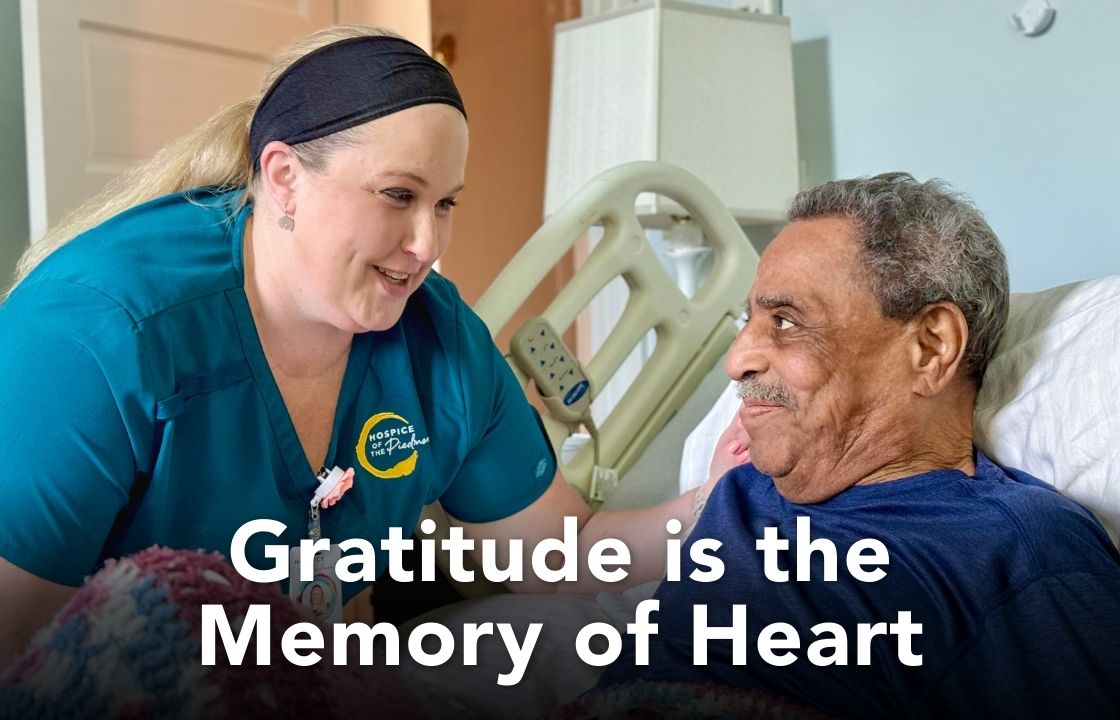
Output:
top-left (907, 302), bottom-right (969, 396)
top-left (257, 140), bottom-right (301, 219)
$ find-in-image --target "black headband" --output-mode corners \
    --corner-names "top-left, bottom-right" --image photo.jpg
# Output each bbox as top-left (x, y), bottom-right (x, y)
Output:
top-left (249, 35), bottom-right (466, 168)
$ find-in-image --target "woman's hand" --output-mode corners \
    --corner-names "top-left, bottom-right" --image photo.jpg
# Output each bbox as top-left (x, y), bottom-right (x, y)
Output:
top-left (708, 415), bottom-right (751, 483)
top-left (454, 417), bottom-right (753, 595)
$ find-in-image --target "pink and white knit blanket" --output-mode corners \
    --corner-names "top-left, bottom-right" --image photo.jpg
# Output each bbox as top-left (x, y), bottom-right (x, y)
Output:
top-left (0, 547), bottom-right (423, 719)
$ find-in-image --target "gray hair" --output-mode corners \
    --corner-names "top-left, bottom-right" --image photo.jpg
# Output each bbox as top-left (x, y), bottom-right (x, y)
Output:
top-left (788, 172), bottom-right (1009, 387)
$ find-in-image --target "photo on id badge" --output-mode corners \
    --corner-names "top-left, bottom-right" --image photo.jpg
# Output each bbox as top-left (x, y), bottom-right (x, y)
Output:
top-left (290, 545), bottom-right (343, 623)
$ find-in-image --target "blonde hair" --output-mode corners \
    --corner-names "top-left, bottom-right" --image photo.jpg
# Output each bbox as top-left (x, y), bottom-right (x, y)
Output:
top-left (8, 24), bottom-right (400, 295)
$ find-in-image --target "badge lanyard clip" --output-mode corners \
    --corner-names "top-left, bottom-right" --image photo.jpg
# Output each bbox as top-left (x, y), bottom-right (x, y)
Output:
top-left (307, 464), bottom-right (351, 539)
top-left (308, 502), bottom-right (322, 540)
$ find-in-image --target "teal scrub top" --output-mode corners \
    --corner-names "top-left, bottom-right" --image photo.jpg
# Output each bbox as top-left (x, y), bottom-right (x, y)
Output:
top-left (0, 189), bottom-right (555, 596)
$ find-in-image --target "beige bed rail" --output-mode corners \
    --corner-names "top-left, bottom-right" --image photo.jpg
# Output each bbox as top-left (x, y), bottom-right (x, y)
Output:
top-left (475, 161), bottom-right (759, 500)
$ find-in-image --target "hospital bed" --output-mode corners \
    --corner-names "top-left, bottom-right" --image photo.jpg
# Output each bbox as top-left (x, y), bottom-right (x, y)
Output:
top-left (415, 160), bottom-right (759, 599)
top-left (419, 159), bottom-right (760, 536)
top-left (475, 160), bottom-right (757, 504)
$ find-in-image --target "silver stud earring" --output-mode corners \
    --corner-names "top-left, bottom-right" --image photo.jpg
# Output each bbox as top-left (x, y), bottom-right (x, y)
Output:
top-left (278, 214), bottom-right (294, 231)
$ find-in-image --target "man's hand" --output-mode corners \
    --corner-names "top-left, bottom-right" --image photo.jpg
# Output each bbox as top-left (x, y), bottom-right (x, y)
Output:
top-left (708, 415), bottom-right (751, 483)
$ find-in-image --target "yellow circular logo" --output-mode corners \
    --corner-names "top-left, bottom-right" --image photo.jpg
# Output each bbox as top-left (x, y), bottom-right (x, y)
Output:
top-left (356, 412), bottom-right (429, 479)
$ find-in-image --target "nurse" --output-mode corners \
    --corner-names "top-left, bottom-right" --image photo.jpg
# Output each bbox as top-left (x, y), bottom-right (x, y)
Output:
top-left (0, 25), bottom-right (720, 666)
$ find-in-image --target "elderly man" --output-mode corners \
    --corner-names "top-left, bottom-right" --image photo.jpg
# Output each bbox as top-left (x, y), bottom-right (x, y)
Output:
top-left (599, 173), bottom-right (1120, 718)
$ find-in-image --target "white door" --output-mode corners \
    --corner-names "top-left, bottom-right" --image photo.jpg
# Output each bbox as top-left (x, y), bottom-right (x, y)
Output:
top-left (20, 0), bottom-right (335, 242)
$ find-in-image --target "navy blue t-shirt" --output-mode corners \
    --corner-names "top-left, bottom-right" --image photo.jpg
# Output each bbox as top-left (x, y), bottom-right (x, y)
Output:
top-left (601, 452), bottom-right (1120, 719)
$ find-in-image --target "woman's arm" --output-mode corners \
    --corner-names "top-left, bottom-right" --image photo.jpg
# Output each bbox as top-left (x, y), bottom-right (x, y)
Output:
top-left (0, 556), bottom-right (76, 670)
top-left (453, 473), bottom-right (712, 594)
top-left (456, 416), bottom-right (751, 594)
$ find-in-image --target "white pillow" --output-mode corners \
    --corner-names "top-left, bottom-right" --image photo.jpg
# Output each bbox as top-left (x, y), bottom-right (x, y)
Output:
top-left (679, 276), bottom-right (1120, 545)
top-left (975, 276), bottom-right (1120, 543)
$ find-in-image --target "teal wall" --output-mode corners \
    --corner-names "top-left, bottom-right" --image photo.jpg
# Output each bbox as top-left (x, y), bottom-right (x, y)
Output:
top-left (782, 0), bottom-right (1120, 291)
top-left (0, 1), bottom-right (28, 289)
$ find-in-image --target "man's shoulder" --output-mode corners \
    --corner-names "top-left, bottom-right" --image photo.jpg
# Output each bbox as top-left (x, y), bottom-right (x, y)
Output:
top-left (972, 459), bottom-right (1111, 555)
top-left (725, 457), bottom-right (1119, 578)
top-left (864, 455), bottom-right (1120, 587)
top-left (714, 456), bottom-right (1117, 561)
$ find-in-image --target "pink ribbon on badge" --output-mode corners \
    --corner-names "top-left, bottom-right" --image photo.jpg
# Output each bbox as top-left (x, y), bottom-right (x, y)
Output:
top-left (314, 467), bottom-right (355, 509)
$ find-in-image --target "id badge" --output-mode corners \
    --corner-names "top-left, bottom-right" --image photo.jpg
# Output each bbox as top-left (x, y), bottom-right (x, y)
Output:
top-left (289, 544), bottom-right (343, 623)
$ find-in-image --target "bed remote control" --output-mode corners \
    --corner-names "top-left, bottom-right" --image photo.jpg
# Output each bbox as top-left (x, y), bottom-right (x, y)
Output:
top-left (511, 317), bottom-right (592, 424)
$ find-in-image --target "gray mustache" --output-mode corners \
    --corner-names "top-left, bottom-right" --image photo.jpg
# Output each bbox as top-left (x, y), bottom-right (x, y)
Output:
top-left (735, 377), bottom-right (794, 408)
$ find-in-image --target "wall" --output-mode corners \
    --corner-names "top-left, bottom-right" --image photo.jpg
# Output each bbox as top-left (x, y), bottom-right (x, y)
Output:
top-left (782, 0), bottom-right (1120, 292)
top-left (431, 0), bottom-right (579, 347)
top-left (0, 1), bottom-right (29, 289)
top-left (336, 0), bottom-right (432, 50)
